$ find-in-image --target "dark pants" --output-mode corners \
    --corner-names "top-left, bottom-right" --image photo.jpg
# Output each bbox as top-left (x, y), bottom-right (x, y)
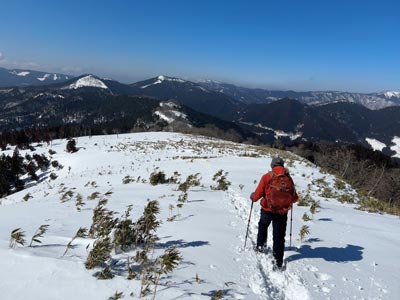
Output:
top-left (257, 210), bottom-right (287, 266)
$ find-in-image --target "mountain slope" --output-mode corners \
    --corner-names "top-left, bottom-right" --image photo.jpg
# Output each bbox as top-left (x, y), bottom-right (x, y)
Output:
top-left (240, 98), bottom-right (358, 143)
top-left (131, 75), bottom-right (244, 120)
top-left (0, 132), bottom-right (398, 300)
top-left (238, 98), bottom-right (400, 154)
top-left (0, 86), bottom-right (255, 143)
top-left (198, 80), bottom-right (400, 110)
top-left (0, 67), bottom-right (71, 87)
top-left (315, 102), bottom-right (400, 148)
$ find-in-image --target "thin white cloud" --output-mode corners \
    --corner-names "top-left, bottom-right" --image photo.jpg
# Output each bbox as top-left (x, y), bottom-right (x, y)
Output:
top-left (0, 60), bottom-right (39, 69)
top-left (61, 66), bottom-right (82, 74)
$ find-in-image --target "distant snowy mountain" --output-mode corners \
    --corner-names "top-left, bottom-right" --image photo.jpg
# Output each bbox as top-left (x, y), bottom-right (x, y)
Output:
top-left (65, 75), bottom-right (109, 90)
top-left (134, 75), bottom-right (210, 93)
top-left (198, 80), bottom-right (400, 110)
top-left (381, 91), bottom-right (400, 99)
top-left (1, 70), bottom-right (399, 157)
top-left (0, 67), bottom-right (70, 87)
top-left (239, 98), bottom-right (400, 157)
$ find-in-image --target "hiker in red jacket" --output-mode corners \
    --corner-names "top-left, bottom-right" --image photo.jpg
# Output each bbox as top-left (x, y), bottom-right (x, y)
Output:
top-left (250, 157), bottom-right (298, 269)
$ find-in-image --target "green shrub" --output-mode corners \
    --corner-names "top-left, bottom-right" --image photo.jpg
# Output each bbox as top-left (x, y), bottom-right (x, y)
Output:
top-left (122, 175), bottom-right (135, 184)
top-left (302, 213), bottom-right (312, 222)
top-left (10, 228), bottom-right (26, 248)
top-left (149, 171), bottom-right (168, 185)
top-left (85, 237), bottom-right (112, 269)
top-left (358, 196), bottom-right (400, 215)
top-left (95, 265), bottom-right (114, 280)
top-left (297, 192), bottom-right (312, 206)
top-left (299, 225), bottom-right (310, 242)
top-left (313, 177), bottom-right (328, 187)
top-left (211, 170), bottom-right (231, 191)
top-left (23, 193), bottom-right (33, 202)
top-left (320, 187), bottom-right (336, 198)
top-left (178, 173), bottom-right (201, 192)
top-left (337, 194), bottom-right (355, 204)
top-left (334, 179), bottom-right (346, 190)
top-left (310, 200), bottom-right (321, 215)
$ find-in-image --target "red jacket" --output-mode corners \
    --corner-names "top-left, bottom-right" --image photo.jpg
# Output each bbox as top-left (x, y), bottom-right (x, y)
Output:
top-left (251, 166), bottom-right (298, 214)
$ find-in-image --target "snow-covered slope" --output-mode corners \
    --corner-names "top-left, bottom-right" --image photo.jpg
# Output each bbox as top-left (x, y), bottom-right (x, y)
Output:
top-left (154, 101), bottom-right (189, 124)
top-left (382, 91), bottom-right (400, 99)
top-left (140, 75), bottom-right (186, 89)
top-left (197, 80), bottom-right (400, 110)
top-left (365, 138), bottom-right (387, 152)
top-left (0, 133), bottom-right (398, 300)
top-left (390, 136), bottom-right (400, 158)
top-left (66, 75), bottom-right (108, 89)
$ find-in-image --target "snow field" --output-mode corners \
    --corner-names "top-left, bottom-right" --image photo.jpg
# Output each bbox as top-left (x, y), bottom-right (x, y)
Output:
top-left (0, 132), bottom-right (399, 300)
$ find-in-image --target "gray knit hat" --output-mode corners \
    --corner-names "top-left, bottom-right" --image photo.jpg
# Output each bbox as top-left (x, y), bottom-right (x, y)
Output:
top-left (271, 157), bottom-right (284, 168)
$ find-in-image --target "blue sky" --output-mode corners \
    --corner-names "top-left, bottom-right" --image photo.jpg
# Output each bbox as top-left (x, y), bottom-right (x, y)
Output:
top-left (0, 0), bottom-right (399, 92)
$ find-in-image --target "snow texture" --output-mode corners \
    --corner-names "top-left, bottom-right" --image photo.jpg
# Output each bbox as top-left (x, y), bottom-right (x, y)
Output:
top-left (365, 138), bottom-right (387, 152)
top-left (141, 75), bottom-right (186, 89)
top-left (383, 91), bottom-right (400, 99)
top-left (67, 75), bottom-right (108, 89)
top-left (0, 132), bottom-right (399, 300)
top-left (390, 136), bottom-right (400, 158)
top-left (240, 121), bottom-right (303, 140)
top-left (37, 74), bottom-right (51, 81)
top-left (154, 111), bottom-right (174, 123)
top-left (10, 70), bottom-right (30, 76)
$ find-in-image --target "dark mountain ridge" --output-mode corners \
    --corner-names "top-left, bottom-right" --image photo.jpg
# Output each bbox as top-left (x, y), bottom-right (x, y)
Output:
top-left (1, 71), bottom-right (399, 157)
top-left (0, 67), bottom-right (71, 87)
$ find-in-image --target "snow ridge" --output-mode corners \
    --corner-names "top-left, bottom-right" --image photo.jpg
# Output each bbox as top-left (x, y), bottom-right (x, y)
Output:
top-left (10, 70), bottom-right (30, 76)
top-left (383, 91), bottom-right (400, 99)
top-left (154, 101), bottom-right (188, 124)
top-left (141, 75), bottom-right (186, 89)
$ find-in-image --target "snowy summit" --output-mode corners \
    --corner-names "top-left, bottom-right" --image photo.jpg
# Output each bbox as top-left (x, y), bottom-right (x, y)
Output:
top-left (67, 75), bottom-right (108, 90)
top-left (141, 75), bottom-right (186, 89)
top-left (383, 91), bottom-right (400, 99)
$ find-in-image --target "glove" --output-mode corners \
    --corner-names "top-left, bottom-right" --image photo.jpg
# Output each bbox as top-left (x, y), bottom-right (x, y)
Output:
top-left (250, 192), bottom-right (255, 201)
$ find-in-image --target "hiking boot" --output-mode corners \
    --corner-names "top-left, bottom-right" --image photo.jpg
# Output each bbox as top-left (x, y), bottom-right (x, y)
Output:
top-left (273, 264), bottom-right (285, 272)
top-left (273, 260), bottom-right (286, 271)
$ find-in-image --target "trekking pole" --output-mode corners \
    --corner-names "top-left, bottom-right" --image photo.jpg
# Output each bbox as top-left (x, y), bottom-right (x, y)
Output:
top-left (244, 201), bottom-right (254, 249)
top-left (289, 203), bottom-right (293, 249)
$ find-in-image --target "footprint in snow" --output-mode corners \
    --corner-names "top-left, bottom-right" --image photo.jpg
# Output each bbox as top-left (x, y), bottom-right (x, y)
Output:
top-left (314, 272), bottom-right (332, 281)
top-left (307, 265), bottom-right (319, 272)
top-left (321, 286), bottom-right (331, 293)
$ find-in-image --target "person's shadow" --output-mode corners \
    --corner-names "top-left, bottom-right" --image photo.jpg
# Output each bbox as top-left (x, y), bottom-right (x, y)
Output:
top-left (287, 244), bottom-right (363, 263)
